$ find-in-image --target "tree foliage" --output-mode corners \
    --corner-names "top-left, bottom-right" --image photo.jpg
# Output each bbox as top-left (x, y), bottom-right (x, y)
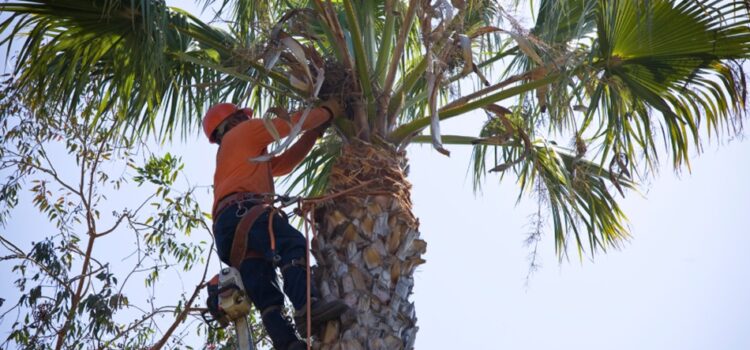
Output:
top-left (2, 0), bottom-right (747, 259)
top-left (0, 81), bottom-right (271, 349)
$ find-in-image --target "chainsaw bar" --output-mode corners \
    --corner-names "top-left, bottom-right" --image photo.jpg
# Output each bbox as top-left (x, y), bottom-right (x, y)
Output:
top-left (235, 317), bottom-right (255, 350)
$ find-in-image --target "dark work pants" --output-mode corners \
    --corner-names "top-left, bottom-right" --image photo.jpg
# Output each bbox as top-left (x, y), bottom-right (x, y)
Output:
top-left (213, 202), bottom-right (317, 349)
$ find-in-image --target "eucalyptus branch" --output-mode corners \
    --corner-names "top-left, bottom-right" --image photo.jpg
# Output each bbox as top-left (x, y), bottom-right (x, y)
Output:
top-left (54, 131), bottom-right (107, 350)
top-left (24, 145), bottom-right (81, 196)
top-left (66, 263), bottom-right (108, 286)
top-left (67, 244), bottom-right (106, 271)
top-left (0, 235), bottom-right (24, 255)
top-left (0, 238), bottom-right (73, 295)
top-left (54, 231), bottom-right (96, 350)
top-left (108, 194), bottom-right (158, 239)
top-left (0, 299), bottom-right (23, 325)
top-left (130, 264), bottom-right (173, 276)
top-left (170, 318), bottom-right (204, 348)
top-left (149, 243), bottom-right (213, 350)
top-left (77, 135), bottom-right (88, 227)
top-left (99, 307), bottom-right (177, 349)
top-left (117, 254), bottom-right (148, 298)
top-left (95, 211), bottom-right (132, 238)
top-left (85, 132), bottom-right (110, 234)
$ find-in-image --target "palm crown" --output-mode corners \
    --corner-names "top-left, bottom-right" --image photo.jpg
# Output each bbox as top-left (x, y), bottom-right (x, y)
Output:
top-left (2, 0), bottom-right (748, 257)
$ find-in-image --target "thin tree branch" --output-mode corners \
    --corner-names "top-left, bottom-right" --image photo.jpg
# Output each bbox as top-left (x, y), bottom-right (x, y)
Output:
top-left (66, 263), bottom-right (108, 285)
top-left (95, 211), bottom-right (131, 238)
top-left (54, 129), bottom-right (107, 350)
top-left (18, 155), bottom-right (81, 197)
top-left (98, 307), bottom-right (177, 349)
top-left (149, 243), bottom-right (213, 350)
top-left (54, 230), bottom-right (95, 350)
top-left (0, 237), bottom-right (74, 295)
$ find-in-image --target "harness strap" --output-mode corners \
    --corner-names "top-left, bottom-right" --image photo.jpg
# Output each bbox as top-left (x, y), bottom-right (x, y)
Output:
top-left (261, 305), bottom-right (281, 318)
top-left (230, 204), bottom-right (271, 268)
top-left (268, 208), bottom-right (278, 259)
top-left (214, 192), bottom-right (272, 218)
top-left (244, 250), bottom-right (264, 260)
top-left (280, 258), bottom-right (306, 274)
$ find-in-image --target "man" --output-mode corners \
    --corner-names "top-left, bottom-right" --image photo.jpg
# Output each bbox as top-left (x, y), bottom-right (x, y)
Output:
top-left (204, 101), bottom-right (348, 350)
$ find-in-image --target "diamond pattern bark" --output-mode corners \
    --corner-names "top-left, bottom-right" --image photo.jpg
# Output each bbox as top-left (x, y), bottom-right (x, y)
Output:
top-left (310, 141), bottom-right (425, 350)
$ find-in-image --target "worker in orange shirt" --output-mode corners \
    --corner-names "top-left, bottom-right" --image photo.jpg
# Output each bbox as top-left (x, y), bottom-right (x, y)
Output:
top-left (204, 101), bottom-right (348, 350)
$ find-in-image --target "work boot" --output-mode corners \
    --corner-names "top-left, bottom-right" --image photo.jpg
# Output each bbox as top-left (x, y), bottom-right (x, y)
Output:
top-left (293, 298), bottom-right (349, 334)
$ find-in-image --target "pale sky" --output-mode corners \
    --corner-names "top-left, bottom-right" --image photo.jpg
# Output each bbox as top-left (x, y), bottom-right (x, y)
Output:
top-left (1, 2), bottom-right (749, 349)
top-left (410, 115), bottom-right (750, 350)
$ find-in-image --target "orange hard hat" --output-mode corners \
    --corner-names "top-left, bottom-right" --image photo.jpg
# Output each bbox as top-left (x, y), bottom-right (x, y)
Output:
top-left (202, 103), bottom-right (252, 143)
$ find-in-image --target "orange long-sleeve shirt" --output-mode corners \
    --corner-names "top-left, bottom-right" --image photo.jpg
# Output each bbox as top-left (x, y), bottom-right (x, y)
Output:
top-left (212, 107), bottom-right (331, 215)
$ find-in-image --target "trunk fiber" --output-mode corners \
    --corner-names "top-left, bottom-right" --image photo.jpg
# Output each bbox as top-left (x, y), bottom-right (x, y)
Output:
top-left (310, 141), bottom-right (426, 350)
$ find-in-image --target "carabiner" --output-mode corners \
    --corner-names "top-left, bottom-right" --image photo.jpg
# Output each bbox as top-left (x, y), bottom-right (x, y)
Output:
top-left (235, 205), bottom-right (248, 218)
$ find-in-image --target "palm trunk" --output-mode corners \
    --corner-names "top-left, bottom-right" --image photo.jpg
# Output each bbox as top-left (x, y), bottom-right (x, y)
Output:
top-left (310, 140), bottom-right (426, 350)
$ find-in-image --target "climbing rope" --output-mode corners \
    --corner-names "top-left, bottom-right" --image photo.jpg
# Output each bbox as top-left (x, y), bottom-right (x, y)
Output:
top-left (274, 180), bottom-right (378, 350)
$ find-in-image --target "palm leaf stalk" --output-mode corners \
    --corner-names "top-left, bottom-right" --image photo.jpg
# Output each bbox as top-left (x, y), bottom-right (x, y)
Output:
top-left (2, 0), bottom-right (749, 348)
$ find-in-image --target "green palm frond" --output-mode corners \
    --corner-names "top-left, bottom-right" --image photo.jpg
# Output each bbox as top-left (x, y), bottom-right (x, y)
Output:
top-left (504, 0), bottom-right (596, 77)
top-left (416, 127), bottom-right (635, 258)
top-left (0, 0), bottom-right (234, 138)
top-left (281, 136), bottom-right (341, 197)
top-left (2, 0), bottom-right (749, 260)
top-left (198, 0), bottom-right (276, 41)
top-left (532, 0), bottom-right (597, 44)
top-left (587, 0), bottom-right (750, 169)
top-left (0, 0), bottom-right (315, 139)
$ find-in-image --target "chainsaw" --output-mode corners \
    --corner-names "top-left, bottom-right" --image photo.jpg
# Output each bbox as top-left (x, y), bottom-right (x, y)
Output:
top-left (203, 267), bottom-right (255, 350)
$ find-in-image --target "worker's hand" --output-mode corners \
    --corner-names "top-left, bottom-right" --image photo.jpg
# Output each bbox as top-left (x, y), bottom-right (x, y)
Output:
top-left (319, 99), bottom-right (343, 120)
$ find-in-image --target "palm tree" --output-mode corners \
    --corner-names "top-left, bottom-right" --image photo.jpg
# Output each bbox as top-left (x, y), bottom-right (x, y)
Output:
top-left (2, 0), bottom-right (748, 348)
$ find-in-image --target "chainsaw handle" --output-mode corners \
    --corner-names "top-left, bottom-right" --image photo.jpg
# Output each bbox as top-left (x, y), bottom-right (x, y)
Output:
top-left (201, 309), bottom-right (228, 330)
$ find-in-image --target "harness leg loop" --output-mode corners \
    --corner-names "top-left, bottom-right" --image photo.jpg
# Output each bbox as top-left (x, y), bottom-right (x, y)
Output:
top-left (280, 258), bottom-right (307, 274)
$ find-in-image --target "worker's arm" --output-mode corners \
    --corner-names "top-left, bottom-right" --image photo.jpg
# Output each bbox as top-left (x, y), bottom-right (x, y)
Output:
top-left (245, 107), bottom-right (332, 147)
top-left (270, 129), bottom-right (322, 176)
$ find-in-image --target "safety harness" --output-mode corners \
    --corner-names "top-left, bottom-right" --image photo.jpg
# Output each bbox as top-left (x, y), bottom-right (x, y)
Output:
top-left (213, 192), bottom-right (280, 267)
top-left (203, 182), bottom-right (374, 350)
top-left (203, 192), bottom-right (275, 346)
top-left (204, 192), bottom-right (298, 335)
